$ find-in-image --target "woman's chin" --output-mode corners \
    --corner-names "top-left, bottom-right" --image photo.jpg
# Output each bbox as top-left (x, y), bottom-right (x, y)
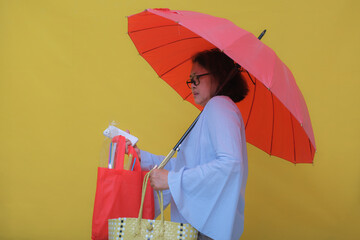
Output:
top-left (195, 101), bottom-right (205, 107)
top-left (194, 98), bottom-right (201, 106)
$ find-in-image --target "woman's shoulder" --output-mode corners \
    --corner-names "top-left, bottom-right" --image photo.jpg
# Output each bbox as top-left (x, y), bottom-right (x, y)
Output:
top-left (205, 95), bottom-right (238, 112)
top-left (203, 95), bottom-right (243, 128)
top-left (203, 96), bottom-right (242, 121)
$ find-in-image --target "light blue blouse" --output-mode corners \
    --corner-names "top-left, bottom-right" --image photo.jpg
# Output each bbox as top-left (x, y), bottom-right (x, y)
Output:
top-left (140, 96), bottom-right (248, 240)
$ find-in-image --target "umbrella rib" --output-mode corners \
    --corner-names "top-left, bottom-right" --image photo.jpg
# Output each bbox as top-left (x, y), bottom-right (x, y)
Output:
top-left (245, 72), bottom-right (257, 130)
top-left (140, 37), bottom-right (203, 55)
top-left (245, 70), bottom-right (256, 85)
top-left (159, 56), bottom-right (192, 78)
top-left (270, 92), bottom-right (275, 155)
top-left (290, 113), bottom-right (297, 163)
top-left (183, 92), bottom-right (192, 101)
top-left (128, 24), bottom-right (180, 34)
top-left (308, 139), bottom-right (313, 163)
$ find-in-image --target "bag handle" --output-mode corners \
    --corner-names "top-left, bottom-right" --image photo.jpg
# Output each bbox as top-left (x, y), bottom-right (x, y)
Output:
top-left (112, 135), bottom-right (141, 171)
top-left (134, 170), bottom-right (165, 238)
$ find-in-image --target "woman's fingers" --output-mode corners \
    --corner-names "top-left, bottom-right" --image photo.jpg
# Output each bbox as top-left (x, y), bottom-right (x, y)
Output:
top-left (124, 129), bottom-right (141, 160)
top-left (125, 139), bottom-right (131, 154)
top-left (124, 130), bottom-right (131, 154)
top-left (149, 169), bottom-right (169, 191)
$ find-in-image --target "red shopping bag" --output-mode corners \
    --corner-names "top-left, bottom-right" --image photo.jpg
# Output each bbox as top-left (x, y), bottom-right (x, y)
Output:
top-left (92, 136), bottom-right (154, 240)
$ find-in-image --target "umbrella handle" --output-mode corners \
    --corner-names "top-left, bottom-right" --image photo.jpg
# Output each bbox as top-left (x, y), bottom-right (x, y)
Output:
top-left (157, 149), bottom-right (176, 169)
top-left (157, 112), bottom-right (201, 169)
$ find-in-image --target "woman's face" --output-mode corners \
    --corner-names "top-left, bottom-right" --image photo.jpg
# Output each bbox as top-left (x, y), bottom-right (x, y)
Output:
top-left (190, 62), bottom-right (219, 107)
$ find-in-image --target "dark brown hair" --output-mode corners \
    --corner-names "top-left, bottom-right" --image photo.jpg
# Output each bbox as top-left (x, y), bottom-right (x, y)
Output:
top-left (192, 48), bottom-right (248, 103)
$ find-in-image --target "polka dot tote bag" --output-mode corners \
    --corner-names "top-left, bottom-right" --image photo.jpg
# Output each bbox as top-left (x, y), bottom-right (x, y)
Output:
top-left (109, 172), bottom-right (198, 240)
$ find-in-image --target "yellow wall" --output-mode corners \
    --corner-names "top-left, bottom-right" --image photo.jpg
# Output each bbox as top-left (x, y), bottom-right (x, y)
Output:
top-left (1, 0), bottom-right (359, 239)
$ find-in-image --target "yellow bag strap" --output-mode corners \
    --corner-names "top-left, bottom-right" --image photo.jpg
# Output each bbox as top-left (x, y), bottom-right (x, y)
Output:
top-left (137, 171), bottom-right (152, 220)
top-left (135, 151), bottom-right (174, 236)
top-left (135, 170), bottom-right (165, 237)
top-left (137, 153), bottom-right (170, 220)
top-left (137, 170), bottom-right (165, 219)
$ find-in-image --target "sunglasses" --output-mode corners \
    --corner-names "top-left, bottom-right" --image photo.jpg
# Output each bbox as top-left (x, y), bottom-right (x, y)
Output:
top-left (186, 73), bottom-right (212, 88)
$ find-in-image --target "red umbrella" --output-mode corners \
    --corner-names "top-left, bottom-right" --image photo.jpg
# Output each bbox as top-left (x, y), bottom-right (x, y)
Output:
top-left (127, 8), bottom-right (316, 164)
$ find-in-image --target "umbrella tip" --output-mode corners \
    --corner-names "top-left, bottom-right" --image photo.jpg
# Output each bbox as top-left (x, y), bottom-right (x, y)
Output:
top-left (258, 29), bottom-right (267, 40)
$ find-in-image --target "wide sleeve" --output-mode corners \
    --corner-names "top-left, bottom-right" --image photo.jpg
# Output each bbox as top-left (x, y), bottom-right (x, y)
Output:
top-left (168, 97), bottom-right (247, 240)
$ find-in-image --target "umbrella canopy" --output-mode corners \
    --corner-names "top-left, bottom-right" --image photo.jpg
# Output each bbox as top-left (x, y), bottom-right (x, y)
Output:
top-left (127, 8), bottom-right (316, 164)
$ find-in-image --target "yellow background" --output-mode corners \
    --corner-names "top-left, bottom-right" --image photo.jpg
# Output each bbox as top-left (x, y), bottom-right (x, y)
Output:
top-left (1, 0), bottom-right (359, 239)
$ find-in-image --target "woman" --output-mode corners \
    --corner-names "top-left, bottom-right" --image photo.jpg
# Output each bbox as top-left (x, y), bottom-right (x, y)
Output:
top-left (127, 48), bottom-right (249, 240)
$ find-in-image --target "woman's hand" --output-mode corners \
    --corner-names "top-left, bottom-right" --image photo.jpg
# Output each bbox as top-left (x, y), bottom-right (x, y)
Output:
top-left (150, 169), bottom-right (169, 191)
top-left (125, 130), bottom-right (141, 160)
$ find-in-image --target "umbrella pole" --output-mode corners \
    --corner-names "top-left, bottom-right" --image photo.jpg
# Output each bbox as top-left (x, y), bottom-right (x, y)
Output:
top-left (157, 112), bottom-right (201, 169)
